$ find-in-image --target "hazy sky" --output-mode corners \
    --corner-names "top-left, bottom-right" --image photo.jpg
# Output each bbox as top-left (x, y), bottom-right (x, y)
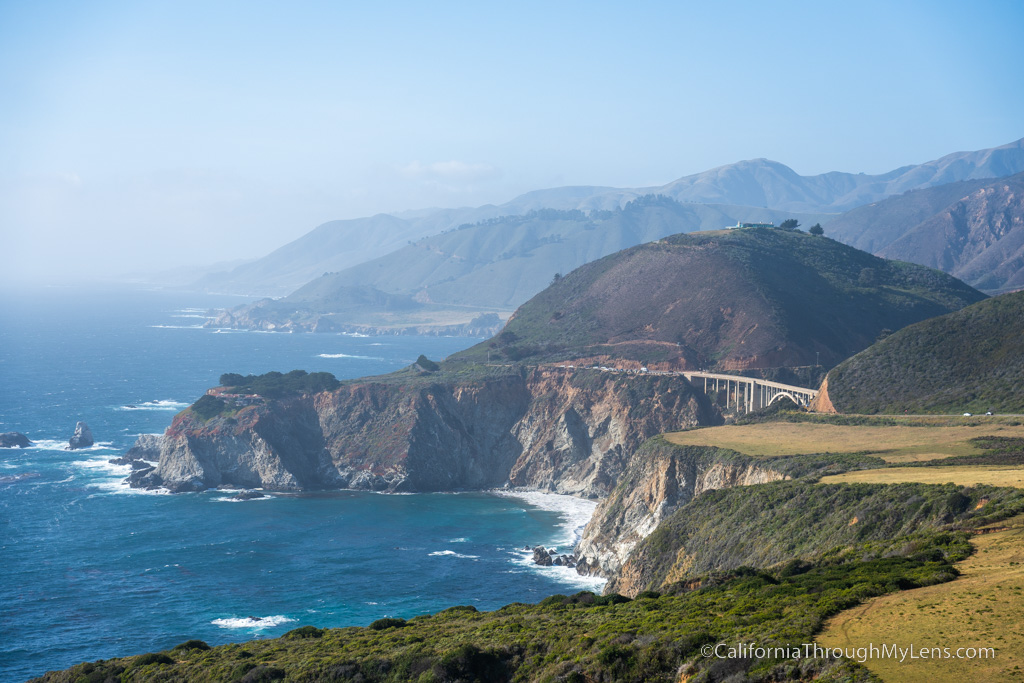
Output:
top-left (3, 0), bottom-right (1023, 285)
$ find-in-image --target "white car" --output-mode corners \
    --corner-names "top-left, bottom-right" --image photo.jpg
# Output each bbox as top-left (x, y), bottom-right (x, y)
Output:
top-left (963, 412), bottom-right (973, 417)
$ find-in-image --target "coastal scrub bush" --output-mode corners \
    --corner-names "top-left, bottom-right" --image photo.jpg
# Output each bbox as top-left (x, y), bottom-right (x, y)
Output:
top-left (130, 652), bottom-right (174, 668)
top-left (191, 394), bottom-right (226, 420)
top-left (238, 665), bottom-right (286, 682)
top-left (218, 369), bottom-right (341, 398)
top-left (367, 617), bottom-right (407, 630)
top-left (172, 639), bottom-right (211, 651)
top-left (416, 355), bottom-right (440, 372)
top-left (282, 625), bottom-right (323, 639)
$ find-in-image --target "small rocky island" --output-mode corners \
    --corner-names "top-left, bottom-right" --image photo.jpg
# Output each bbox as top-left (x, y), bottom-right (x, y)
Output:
top-left (66, 422), bottom-right (94, 450)
top-left (0, 432), bottom-right (32, 448)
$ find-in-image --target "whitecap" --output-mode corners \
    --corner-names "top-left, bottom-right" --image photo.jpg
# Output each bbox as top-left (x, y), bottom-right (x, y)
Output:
top-left (429, 550), bottom-right (479, 559)
top-left (317, 353), bottom-right (384, 360)
top-left (90, 480), bottom-right (170, 496)
top-left (508, 547), bottom-right (607, 591)
top-left (149, 324), bottom-right (205, 329)
top-left (491, 490), bottom-right (599, 547)
top-left (170, 314), bottom-right (209, 319)
top-left (449, 537), bottom-right (469, 543)
top-left (19, 439), bottom-right (67, 451)
top-left (212, 615), bottom-right (296, 630)
top-left (117, 400), bottom-right (189, 411)
top-left (72, 458), bottom-right (131, 476)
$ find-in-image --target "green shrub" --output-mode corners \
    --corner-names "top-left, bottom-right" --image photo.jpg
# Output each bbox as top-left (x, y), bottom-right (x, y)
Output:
top-left (416, 355), bottom-right (441, 372)
top-left (131, 652), bottom-right (173, 668)
top-left (191, 394), bottom-right (227, 420)
top-left (368, 617), bottom-right (408, 630)
top-left (283, 625), bottom-right (324, 639)
top-left (172, 639), bottom-right (211, 651)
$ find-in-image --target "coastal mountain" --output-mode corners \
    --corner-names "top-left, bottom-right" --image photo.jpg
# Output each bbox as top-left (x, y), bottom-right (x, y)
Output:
top-left (814, 290), bottom-right (1024, 414)
top-left (825, 172), bottom-right (1024, 293)
top-left (453, 227), bottom-right (986, 372)
top-left (193, 138), bottom-right (1024, 297)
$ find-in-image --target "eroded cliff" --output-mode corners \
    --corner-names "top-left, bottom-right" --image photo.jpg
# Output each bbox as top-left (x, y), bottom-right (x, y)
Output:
top-left (574, 439), bottom-right (788, 580)
top-left (143, 368), bottom-right (720, 497)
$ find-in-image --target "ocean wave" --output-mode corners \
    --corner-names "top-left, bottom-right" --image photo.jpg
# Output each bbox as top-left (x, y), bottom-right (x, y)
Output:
top-left (212, 615), bottom-right (296, 630)
top-left (73, 457), bottom-right (131, 476)
top-left (118, 400), bottom-right (189, 411)
top-left (508, 548), bottom-right (607, 591)
top-left (449, 537), bottom-right (469, 543)
top-left (491, 490), bottom-right (599, 547)
top-left (91, 480), bottom-right (170, 496)
top-left (149, 324), bottom-right (206, 329)
top-left (10, 439), bottom-right (66, 451)
top-left (317, 353), bottom-right (385, 360)
top-left (429, 550), bottom-right (480, 559)
top-left (212, 495), bottom-right (274, 503)
top-left (170, 314), bottom-right (209, 319)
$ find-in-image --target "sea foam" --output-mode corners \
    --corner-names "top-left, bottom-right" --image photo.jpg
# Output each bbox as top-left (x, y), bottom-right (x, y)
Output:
top-left (317, 353), bottom-right (384, 360)
top-left (429, 550), bottom-right (479, 559)
top-left (118, 399), bottom-right (189, 411)
top-left (211, 615), bottom-right (296, 630)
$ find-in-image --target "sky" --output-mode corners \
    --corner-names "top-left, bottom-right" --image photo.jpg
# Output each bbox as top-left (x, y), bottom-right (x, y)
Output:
top-left (3, 0), bottom-right (1023, 285)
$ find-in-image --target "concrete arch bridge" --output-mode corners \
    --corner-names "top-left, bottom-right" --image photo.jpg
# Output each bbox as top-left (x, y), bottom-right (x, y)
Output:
top-left (681, 371), bottom-right (818, 414)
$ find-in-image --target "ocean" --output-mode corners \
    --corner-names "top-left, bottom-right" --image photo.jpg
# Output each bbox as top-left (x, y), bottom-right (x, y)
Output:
top-left (0, 287), bottom-right (603, 682)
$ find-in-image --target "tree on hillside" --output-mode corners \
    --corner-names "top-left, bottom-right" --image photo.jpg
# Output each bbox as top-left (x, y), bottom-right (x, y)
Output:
top-left (809, 223), bottom-right (824, 236)
top-left (779, 219), bottom-right (801, 230)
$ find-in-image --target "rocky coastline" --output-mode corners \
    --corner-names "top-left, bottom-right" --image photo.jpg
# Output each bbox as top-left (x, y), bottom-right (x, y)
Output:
top-left (118, 367), bottom-right (797, 584)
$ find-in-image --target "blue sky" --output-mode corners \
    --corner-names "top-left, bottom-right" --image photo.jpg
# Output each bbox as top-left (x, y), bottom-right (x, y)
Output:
top-left (3, 0), bottom-right (1023, 283)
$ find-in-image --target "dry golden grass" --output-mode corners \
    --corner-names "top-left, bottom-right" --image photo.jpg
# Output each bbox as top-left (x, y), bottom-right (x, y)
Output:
top-left (819, 466), bottom-right (1024, 489)
top-left (818, 517), bottom-right (1024, 682)
top-left (664, 420), bottom-right (1024, 462)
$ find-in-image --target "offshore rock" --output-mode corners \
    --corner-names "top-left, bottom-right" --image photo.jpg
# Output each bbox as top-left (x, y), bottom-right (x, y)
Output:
top-left (109, 434), bottom-right (164, 465)
top-left (67, 422), bottom-right (94, 450)
top-left (0, 432), bottom-right (32, 448)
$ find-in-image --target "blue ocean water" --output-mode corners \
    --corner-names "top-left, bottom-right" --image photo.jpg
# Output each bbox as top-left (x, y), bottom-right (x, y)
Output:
top-left (0, 287), bottom-right (603, 682)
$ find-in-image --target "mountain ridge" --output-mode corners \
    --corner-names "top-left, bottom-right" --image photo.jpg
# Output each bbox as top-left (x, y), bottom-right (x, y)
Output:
top-left (193, 138), bottom-right (1024, 296)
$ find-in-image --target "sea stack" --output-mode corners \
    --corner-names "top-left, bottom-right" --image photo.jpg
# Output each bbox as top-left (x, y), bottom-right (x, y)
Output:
top-left (67, 422), bottom-right (94, 450)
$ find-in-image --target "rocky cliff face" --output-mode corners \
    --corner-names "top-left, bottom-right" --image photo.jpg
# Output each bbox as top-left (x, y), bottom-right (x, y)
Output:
top-left (575, 439), bottom-right (787, 583)
top-left (142, 368), bottom-right (720, 496)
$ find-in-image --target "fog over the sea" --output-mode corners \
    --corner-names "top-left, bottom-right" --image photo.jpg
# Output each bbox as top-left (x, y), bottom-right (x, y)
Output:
top-left (2, 1), bottom-right (1022, 286)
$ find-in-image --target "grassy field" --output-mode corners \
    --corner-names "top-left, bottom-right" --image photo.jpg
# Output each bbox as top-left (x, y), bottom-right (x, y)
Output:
top-left (818, 516), bottom-right (1024, 682)
top-left (664, 419), bottom-right (1024, 463)
top-left (820, 466), bottom-right (1024, 489)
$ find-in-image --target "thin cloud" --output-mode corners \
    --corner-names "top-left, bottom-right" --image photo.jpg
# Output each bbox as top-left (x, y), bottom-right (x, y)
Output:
top-left (399, 160), bottom-right (501, 183)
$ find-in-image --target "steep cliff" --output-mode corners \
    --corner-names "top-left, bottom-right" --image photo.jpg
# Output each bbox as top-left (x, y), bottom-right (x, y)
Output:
top-left (574, 438), bottom-right (788, 579)
top-left (142, 368), bottom-right (720, 496)
top-left (607, 481), bottom-right (1024, 597)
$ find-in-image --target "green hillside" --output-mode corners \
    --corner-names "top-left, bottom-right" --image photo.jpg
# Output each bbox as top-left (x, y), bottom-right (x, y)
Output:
top-left (822, 290), bottom-right (1024, 414)
top-left (452, 227), bottom-right (985, 370)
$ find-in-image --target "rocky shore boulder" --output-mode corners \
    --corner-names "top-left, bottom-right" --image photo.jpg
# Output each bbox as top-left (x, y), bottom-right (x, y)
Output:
top-left (0, 432), bottom-right (32, 448)
top-left (66, 422), bottom-right (94, 450)
top-left (109, 434), bottom-right (163, 465)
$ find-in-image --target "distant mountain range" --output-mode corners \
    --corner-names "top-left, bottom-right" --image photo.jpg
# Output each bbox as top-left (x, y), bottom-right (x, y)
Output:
top-left (194, 138), bottom-right (1024, 297)
top-left (824, 172), bottom-right (1024, 293)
